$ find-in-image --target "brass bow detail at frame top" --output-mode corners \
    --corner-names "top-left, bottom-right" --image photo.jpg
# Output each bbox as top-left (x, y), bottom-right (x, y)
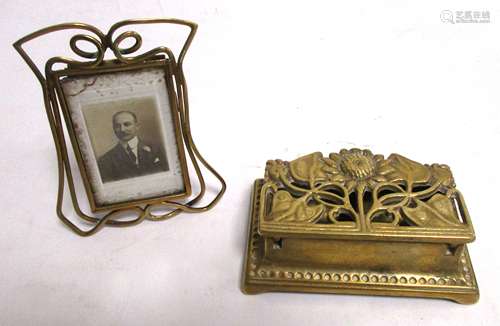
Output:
top-left (14, 18), bottom-right (199, 84)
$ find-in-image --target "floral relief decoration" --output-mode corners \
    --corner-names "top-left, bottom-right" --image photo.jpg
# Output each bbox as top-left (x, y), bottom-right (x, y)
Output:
top-left (262, 149), bottom-right (466, 229)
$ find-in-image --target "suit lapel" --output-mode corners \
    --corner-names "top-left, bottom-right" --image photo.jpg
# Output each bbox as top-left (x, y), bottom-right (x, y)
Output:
top-left (137, 141), bottom-right (150, 168)
top-left (115, 144), bottom-right (137, 170)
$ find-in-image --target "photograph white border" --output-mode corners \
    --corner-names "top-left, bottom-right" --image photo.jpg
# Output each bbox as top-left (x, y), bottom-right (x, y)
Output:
top-left (61, 67), bottom-right (186, 207)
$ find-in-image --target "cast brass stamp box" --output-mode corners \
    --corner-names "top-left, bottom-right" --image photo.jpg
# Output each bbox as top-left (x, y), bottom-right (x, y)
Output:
top-left (242, 149), bottom-right (478, 304)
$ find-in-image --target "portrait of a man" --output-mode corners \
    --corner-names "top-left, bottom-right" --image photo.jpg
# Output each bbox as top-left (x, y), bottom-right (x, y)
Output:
top-left (61, 67), bottom-right (189, 208)
top-left (97, 110), bottom-right (169, 183)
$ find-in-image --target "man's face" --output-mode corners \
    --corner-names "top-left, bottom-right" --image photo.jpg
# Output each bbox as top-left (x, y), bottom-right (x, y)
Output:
top-left (113, 112), bottom-right (139, 142)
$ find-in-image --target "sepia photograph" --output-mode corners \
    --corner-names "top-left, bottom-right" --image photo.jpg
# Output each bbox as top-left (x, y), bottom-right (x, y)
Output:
top-left (85, 98), bottom-right (169, 183)
top-left (58, 66), bottom-right (190, 210)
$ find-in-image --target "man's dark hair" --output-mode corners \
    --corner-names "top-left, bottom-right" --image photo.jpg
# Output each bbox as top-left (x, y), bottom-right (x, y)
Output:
top-left (112, 110), bottom-right (138, 124)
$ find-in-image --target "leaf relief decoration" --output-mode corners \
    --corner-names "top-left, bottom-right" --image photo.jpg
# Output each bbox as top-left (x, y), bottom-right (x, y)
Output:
top-left (261, 149), bottom-right (467, 231)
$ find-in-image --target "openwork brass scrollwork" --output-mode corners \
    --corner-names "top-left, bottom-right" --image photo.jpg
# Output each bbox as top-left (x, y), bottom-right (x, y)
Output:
top-left (14, 19), bottom-right (226, 236)
top-left (243, 149), bottom-right (478, 304)
top-left (260, 149), bottom-right (473, 241)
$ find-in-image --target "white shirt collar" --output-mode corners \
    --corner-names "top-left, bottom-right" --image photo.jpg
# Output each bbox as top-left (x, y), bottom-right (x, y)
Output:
top-left (120, 136), bottom-right (139, 149)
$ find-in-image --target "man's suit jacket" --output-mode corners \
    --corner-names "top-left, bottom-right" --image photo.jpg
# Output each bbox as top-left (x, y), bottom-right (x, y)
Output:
top-left (97, 140), bottom-right (168, 183)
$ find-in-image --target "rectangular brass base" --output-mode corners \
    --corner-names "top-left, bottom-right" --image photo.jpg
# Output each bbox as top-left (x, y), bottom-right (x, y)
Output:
top-left (242, 180), bottom-right (479, 304)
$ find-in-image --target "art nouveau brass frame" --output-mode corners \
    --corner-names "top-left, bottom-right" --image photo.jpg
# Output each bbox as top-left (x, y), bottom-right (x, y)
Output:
top-left (53, 61), bottom-right (192, 211)
top-left (14, 19), bottom-right (226, 236)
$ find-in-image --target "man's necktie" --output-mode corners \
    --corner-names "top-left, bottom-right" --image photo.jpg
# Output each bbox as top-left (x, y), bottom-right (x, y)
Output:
top-left (126, 144), bottom-right (137, 165)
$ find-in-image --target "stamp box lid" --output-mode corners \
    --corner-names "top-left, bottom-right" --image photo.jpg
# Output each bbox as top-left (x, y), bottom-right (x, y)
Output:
top-left (258, 149), bottom-right (475, 245)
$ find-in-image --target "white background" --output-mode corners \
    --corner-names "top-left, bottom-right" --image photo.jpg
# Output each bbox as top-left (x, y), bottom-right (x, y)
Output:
top-left (1, 0), bottom-right (499, 325)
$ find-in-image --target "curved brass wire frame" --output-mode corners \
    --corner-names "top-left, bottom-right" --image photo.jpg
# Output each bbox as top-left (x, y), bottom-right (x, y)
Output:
top-left (13, 18), bottom-right (226, 236)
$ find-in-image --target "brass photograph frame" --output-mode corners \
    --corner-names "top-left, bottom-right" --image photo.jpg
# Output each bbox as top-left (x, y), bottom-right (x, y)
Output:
top-left (53, 60), bottom-right (192, 212)
top-left (14, 18), bottom-right (226, 236)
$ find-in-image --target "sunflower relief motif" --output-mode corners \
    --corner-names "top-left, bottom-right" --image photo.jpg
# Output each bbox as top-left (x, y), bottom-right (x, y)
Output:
top-left (262, 149), bottom-right (465, 230)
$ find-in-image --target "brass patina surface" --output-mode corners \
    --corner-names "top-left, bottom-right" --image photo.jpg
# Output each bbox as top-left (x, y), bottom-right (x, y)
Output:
top-left (14, 19), bottom-right (226, 236)
top-left (243, 149), bottom-right (478, 304)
